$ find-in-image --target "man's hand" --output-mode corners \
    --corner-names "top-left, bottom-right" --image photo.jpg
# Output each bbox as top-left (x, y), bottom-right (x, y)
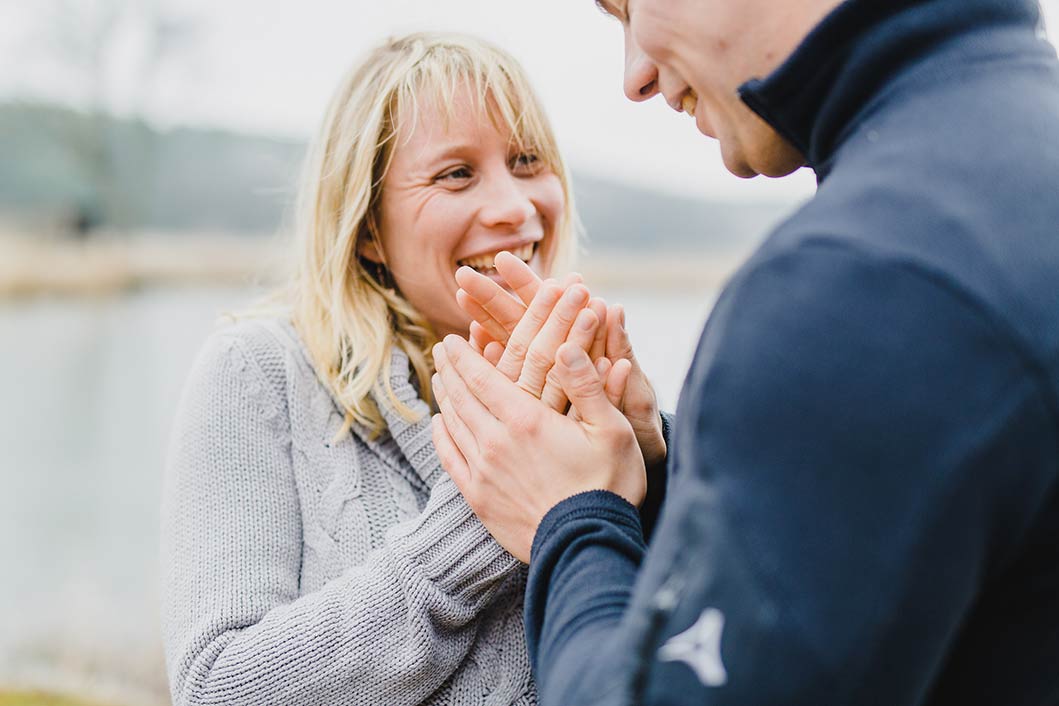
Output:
top-left (431, 335), bottom-right (645, 563)
top-left (455, 252), bottom-right (667, 467)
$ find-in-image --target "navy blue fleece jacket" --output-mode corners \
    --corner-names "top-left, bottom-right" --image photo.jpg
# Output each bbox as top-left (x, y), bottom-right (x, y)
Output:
top-left (526, 1), bottom-right (1059, 704)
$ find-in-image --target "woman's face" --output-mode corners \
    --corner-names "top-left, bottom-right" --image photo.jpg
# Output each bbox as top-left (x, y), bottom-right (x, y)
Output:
top-left (372, 85), bottom-right (565, 338)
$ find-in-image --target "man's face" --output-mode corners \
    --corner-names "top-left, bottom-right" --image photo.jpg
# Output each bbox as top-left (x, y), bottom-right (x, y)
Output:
top-left (598, 0), bottom-right (808, 178)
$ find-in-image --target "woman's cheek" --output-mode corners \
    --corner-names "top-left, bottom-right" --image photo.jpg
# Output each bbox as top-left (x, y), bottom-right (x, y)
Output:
top-left (529, 174), bottom-right (566, 277)
top-left (536, 173), bottom-right (566, 232)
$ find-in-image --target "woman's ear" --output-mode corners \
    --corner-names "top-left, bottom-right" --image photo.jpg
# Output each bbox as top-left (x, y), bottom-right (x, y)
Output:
top-left (359, 236), bottom-right (385, 264)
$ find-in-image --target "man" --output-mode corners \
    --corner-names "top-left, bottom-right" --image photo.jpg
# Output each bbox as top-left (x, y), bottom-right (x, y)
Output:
top-left (431, 0), bottom-right (1059, 703)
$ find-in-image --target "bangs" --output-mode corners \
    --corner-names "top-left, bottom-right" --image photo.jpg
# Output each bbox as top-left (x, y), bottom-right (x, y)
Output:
top-left (388, 40), bottom-right (561, 170)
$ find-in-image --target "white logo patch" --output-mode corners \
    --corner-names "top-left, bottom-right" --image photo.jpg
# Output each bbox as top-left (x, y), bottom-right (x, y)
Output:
top-left (657, 607), bottom-right (728, 687)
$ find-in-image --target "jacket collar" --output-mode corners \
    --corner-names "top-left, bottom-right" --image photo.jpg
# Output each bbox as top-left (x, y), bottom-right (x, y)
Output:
top-left (737, 0), bottom-right (1043, 179)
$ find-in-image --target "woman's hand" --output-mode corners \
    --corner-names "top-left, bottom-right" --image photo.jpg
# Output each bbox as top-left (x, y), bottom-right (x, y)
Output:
top-left (431, 335), bottom-right (645, 563)
top-left (455, 252), bottom-right (667, 468)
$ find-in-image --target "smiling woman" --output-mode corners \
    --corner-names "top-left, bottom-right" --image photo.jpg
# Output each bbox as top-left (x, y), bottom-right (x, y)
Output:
top-left (160, 32), bottom-right (579, 706)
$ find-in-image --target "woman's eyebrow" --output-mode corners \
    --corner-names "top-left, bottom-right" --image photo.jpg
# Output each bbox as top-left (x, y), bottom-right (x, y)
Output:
top-left (413, 142), bottom-right (478, 168)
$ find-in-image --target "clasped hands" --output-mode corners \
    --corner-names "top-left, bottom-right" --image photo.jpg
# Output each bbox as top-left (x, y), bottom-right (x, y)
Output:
top-left (431, 252), bottom-right (665, 563)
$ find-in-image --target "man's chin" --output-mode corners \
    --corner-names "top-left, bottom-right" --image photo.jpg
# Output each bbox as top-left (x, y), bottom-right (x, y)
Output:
top-left (722, 144), bottom-right (806, 179)
top-left (720, 149), bottom-right (763, 179)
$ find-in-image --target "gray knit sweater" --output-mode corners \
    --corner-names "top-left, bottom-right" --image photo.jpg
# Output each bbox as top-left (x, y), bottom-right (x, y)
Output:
top-left (161, 318), bottom-right (534, 706)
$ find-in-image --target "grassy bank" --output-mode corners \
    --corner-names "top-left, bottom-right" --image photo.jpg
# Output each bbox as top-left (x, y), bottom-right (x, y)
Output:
top-left (0, 692), bottom-right (120, 706)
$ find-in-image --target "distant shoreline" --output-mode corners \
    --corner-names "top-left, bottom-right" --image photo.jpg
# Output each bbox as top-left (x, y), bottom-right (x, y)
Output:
top-left (0, 230), bottom-right (748, 298)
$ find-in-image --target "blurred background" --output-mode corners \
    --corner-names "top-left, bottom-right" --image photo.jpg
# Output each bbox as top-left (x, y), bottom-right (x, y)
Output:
top-left (1, 1), bottom-right (1056, 704)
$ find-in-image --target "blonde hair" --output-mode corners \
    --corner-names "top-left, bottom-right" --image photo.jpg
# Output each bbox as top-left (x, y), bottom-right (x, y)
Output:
top-left (286, 32), bottom-right (580, 437)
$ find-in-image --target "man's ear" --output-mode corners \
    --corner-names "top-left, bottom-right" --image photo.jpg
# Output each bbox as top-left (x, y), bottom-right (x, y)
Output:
top-left (359, 236), bottom-right (385, 264)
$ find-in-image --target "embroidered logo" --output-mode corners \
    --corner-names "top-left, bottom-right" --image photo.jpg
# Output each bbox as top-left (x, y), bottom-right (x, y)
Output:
top-left (657, 607), bottom-right (728, 687)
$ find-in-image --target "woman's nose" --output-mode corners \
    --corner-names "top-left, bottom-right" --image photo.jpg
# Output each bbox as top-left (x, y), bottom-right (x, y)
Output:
top-left (479, 174), bottom-right (535, 229)
top-left (623, 27), bottom-right (658, 102)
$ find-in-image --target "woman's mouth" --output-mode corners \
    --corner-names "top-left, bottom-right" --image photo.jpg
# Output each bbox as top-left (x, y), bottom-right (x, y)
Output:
top-left (456, 242), bottom-right (537, 275)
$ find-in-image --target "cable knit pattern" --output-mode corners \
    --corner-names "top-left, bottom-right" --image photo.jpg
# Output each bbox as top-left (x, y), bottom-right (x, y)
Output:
top-left (161, 317), bottom-right (534, 706)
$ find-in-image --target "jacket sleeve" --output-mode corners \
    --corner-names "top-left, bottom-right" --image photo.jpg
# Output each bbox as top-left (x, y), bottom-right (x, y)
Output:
top-left (525, 240), bottom-right (1056, 705)
top-left (161, 331), bottom-right (520, 706)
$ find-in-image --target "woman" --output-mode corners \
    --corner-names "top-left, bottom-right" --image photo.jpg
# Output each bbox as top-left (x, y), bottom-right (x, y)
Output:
top-left (162, 31), bottom-right (658, 706)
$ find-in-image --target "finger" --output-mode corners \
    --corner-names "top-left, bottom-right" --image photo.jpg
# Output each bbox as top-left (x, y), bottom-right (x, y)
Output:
top-left (457, 287), bottom-right (511, 344)
top-left (540, 307), bottom-right (599, 411)
top-left (568, 357), bottom-right (611, 421)
top-left (439, 394), bottom-right (481, 460)
top-left (606, 303), bottom-right (642, 371)
top-left (554, 341), bottom-right (619, 425)
top-left (518, 284), bottom-right (592, 399)
top-left (431, 369), bottom-right (448, 406)
top-left (495, 251), bottom-right (545, 306)
top-left (432, 371), bottom-right (480, 457)
top-left (433, 342), bottom-right (502, 432)
top-left (603, 358), bottom-right (634, 409)
top-left (431, 413), bottom-right (472, 488)
top-left (561, 271), bottom-right (584, 288)
top-left (455, 267), bottom-right (526, 340)
top-left (439, 335), bottom-right (527, 421)
top-left (588, 297), bottom-right (608, 361)
top-left (468, 320), bottom-right (496, 354)
top-left (483, 341), bottom-right (505, 366)
top-left (496, 282), bottom-right (565, 381)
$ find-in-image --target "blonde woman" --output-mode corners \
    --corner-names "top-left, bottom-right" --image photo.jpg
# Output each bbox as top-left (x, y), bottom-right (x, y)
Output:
top-left (160, 33), bottom-right (602, 706)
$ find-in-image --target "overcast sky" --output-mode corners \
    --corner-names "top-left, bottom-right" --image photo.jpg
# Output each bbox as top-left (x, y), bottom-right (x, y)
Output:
top-left (3, 0), bottom-right (1058, 203)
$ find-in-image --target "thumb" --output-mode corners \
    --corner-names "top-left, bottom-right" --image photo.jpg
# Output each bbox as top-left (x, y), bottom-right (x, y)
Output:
top-left (603, 358), bottom-right (633, 409)
top-left (555, 341), bottom-right (614, 424)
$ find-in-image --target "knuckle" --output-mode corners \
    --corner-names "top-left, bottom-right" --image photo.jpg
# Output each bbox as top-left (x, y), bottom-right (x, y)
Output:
top-left (505, 337), bottom-right (529, 361)
top-left (467, 368), bottom-right (491, 393)
top-left (524, 345), bottom-right (553, 373)
top-left (442, 380), bottom-right (465, 407)
top-left (479, 438), bottom-right (503, 464)
top-left (510, 412), bottom-right (540, 437)
top-left (569, 374), bottom-right (599, 399)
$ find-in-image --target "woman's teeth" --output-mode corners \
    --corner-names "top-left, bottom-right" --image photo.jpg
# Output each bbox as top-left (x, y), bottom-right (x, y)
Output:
top-left (458, 243), bottom-right (535, 271)
top-left (682, 91), bottom-right (698, 118)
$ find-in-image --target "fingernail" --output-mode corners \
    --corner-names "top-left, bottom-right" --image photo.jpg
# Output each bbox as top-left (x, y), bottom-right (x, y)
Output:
top-left (563, 285), bottom-right (588, 305)
top-left (432, 342), bottom-right (445, 362)
top-left (560, 344), bottom-right (587, 369)
top-left (578, 310), bottom-right (596, 331)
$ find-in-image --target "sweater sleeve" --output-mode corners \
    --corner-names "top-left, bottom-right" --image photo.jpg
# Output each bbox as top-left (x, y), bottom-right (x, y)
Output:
top-left (525, 240), bottom-right (1057, 705)
top-left (161, 330), bottom-right (520, 706)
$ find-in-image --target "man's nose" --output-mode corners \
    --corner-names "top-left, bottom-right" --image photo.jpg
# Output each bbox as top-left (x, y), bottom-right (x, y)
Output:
top-left (480, 174), bottom-right (535, 228)
top-left (623, 28), bottom-right (658, 102)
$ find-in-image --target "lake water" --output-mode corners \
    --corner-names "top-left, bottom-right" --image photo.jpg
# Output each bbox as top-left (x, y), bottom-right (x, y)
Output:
top-left (0, 283), bottom-right (716, 702)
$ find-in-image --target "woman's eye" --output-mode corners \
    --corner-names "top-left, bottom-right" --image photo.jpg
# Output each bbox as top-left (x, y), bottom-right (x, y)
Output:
top-left (438, 167), bottom-right (472, 181)
top-left (512, 153), bottom-right (541, 173)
